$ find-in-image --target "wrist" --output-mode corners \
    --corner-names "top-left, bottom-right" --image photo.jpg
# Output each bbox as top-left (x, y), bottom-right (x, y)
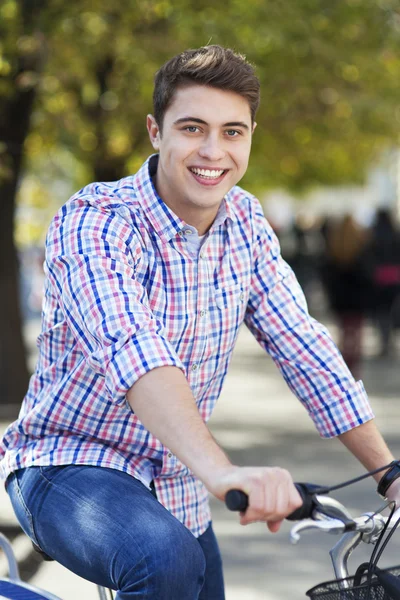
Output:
top-left (377, 460), bottom-right (400, 497)
top-left (202, 464), bottom-right (238, 499)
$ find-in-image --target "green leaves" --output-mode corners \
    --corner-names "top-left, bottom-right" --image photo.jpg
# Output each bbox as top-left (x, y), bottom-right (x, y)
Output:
top-left (2, 0), bottom-right (400, 211)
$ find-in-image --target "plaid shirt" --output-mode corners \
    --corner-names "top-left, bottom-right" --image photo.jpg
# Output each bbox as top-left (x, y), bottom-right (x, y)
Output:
top-left (0, 155), bottom-right (373, 537)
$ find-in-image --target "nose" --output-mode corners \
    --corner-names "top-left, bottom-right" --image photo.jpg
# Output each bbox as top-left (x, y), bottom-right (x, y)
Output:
top-left (198, 133), bottom-right (225, 161)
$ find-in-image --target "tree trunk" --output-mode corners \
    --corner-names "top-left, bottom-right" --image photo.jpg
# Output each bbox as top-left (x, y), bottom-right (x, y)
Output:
top-left (0, 99), bottom-right (35, 417)
top-left (0, 6), bottom-right (46, 418)
top-left (0, 176), bottom-right (31, 418)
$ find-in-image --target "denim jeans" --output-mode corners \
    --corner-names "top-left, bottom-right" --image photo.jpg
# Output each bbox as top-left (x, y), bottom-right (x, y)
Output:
top-left (6, 465), bottom-right (225, 599)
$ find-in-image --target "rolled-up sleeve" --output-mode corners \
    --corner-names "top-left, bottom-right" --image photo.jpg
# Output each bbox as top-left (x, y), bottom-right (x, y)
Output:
top-left (244, 208), bottom-right (374, 438)
top-left (46, 202), bottom-right (184, 404)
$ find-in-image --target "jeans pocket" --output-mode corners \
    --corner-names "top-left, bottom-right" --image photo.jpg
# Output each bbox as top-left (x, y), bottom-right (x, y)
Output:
top-left (39, 464), bottom-right (68, 483)
top-left (7, 471), bottom-right (40, 547)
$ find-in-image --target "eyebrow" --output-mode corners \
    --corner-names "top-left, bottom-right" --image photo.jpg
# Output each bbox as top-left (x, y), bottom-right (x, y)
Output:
top-left (173, 117), bottom-right (250, 130)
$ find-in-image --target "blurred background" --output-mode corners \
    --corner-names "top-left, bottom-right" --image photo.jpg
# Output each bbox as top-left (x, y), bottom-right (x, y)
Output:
top-left (1, 0), bottom-right (400, 412)
top-left (1, 1), bottom-right (400, 597)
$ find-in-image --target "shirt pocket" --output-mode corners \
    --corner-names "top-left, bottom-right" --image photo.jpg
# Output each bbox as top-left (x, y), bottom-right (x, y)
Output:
top-left (213, 283), bottom-right (246, 352)
top-left (215, 283), bottom-right (245, 309)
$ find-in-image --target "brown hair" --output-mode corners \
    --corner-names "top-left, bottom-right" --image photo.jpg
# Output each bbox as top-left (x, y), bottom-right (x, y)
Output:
top-left (153, 45), bottom-right (260, 132)
top-left (327, 214), bottom-right (370, 266)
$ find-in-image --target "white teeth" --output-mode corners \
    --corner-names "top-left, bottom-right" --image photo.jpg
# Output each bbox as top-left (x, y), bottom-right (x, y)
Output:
top-left (190, 168), bottom-right (225, 179)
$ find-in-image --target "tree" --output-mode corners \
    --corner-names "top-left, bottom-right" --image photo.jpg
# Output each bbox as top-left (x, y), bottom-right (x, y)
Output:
top-left (1, 0), bottom-right (400, 414)
top-left (0, 0), bottom-right (48, 413)
top-left (32, 0), bottom-right (400, 191)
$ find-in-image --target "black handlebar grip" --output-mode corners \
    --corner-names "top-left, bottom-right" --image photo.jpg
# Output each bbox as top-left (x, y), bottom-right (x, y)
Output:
top-left (225, 482), bottom-right (320, 520)
top-left (225, 489), bottom-right (249, 512)
top-left (285, 483), bottom-right (316, 521)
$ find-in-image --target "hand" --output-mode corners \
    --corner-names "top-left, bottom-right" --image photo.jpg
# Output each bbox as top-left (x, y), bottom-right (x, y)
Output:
top-left (208, 465), bottom-right (302, 533)
top-left (383, 478), bottom-right (400, 526)
top-left (385, 477), bottom-right (400, 507)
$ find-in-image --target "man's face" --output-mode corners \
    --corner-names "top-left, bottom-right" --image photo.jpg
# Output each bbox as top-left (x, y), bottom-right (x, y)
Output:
top-left (147, 84), bottom-right (255, 233)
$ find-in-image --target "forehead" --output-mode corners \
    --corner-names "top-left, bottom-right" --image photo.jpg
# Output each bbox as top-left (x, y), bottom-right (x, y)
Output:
top-left (164, 84), bottom-right (252, 126)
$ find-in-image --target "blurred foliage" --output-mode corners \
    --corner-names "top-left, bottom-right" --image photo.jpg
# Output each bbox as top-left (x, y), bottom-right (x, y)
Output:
top-left (1, 0), bottom-right (400, 245)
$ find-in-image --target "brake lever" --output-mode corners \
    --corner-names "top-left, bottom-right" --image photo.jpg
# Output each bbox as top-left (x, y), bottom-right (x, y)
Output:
top-left (290, 518), bottom-right (347, 544)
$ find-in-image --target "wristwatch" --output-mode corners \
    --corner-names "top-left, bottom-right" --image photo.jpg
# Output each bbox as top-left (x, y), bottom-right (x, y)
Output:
top-left (377, 460), bottom-right (400, 497)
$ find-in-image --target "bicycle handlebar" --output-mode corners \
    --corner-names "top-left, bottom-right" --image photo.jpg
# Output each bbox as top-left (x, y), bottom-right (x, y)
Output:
top-left (226, 481), bottom-right (400, 588)
top-left (225, 482), bottom-right (322, 521)
top-left (225, 482), bottom-right (396, 538)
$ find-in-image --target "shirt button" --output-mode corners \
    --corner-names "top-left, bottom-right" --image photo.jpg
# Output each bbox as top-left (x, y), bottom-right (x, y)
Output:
top-left (199, 309), bottom-right (207, 317)
top-left (200, 251), bottom-right (206, 259)
top-left (185, 229), bottom-right (193, 235)
top-left (191, 363), bottom-right (198, 371)
top-left (240, 291), bottom-right (245, 302)
top-left (167, 452), bottom-right (173, 458)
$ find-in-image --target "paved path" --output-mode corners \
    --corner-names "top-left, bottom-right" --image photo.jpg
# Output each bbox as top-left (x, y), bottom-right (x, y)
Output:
top-left (210, 325), bottom-right (400, 599)
top-left (1, 320), bottom-right (400, 598)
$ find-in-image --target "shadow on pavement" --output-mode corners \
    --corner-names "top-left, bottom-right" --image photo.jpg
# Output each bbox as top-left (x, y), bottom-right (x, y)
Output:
top-left (209, 325), bottom-right (400, 599)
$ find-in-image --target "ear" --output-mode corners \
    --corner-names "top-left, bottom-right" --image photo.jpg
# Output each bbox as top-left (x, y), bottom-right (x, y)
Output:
top-left (147, 114), bottom-right (161, 150)
top-left (252, 121), bottom-right (257, 134)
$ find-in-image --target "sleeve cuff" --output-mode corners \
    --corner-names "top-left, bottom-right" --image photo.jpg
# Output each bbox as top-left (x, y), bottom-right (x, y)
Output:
top-left (104, 330), bottom-right (185, 405)
top-left (310, 379), bottom-right (375, 438)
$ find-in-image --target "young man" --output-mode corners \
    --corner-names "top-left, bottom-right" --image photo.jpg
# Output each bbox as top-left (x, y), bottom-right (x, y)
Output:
top-left (1, 45), bottom-right (399, 599)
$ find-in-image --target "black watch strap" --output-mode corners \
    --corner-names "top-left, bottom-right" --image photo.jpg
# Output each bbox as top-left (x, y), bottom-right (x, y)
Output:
top-left (377, 460), bottom-right (400, 497)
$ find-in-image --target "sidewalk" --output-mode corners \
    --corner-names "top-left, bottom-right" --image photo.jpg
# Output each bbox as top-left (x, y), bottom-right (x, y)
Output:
top-left (1, 320), bottom-right (400, 598)
top-left (210, 324), bottom-right (400, 599)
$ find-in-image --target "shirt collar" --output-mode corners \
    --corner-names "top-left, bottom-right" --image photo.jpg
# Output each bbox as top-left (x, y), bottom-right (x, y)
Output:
top-left (133, 155), bottom-right (238, 242)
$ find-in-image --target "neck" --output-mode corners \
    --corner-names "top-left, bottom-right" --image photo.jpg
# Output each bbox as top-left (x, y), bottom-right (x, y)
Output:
top-left (153, 180), bottom-right (220, 236)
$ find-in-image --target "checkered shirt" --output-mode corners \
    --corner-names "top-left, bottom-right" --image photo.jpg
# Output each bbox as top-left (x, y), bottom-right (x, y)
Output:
top-left (0, 155), bottom-right (374, 537)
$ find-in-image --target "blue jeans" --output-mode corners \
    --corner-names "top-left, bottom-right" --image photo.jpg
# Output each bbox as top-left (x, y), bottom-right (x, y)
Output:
top-left (6, 465), bottom-right (225, 599)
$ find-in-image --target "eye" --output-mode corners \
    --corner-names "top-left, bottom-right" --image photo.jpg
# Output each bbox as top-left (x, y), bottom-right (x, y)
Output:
top-left (184, 126), bottom-right (200, 133)
top-left (225, 129), bottom-right (240, 137)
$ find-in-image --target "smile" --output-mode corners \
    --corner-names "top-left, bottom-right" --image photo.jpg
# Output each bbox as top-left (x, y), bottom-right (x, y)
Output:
top-left (189, 167), bottom-right (226, 180)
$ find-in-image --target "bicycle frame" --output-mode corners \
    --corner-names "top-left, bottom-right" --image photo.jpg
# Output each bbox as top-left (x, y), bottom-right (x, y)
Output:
top-left (289, 494), bottom-right (397, 593)
top-left (328, 514), bottom-right (385, 583)
top-left (97, 585), bottom-right (114, 599)
top-left (0, 528), bottom-right (114, 599)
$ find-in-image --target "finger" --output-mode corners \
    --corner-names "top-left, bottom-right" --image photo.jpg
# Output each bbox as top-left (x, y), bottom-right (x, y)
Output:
top-left (241, 479), bottom-right (265, 525)
top-left (271, 470), bottom-right (297, 521)
top-left (267, 519), bottom-right (283, 533)
top-left (274, 477), bottom-right (288, 518)
top-left (290, 484), bottom-right (303, 511)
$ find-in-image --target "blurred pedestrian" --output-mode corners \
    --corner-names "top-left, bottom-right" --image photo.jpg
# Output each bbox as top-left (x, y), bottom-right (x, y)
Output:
top-left (369, 208), bottom-right (400, 357)
top-left (323, 214), bottom-right (372, 377)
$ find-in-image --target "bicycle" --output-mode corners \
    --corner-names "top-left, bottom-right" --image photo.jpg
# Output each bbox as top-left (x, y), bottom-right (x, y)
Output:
top-left (0, 531), bottom-right (114, 599)
top-left (226, 477), bottom-right (400, 599)
top-left (1, 465), bottom-right (400, 599)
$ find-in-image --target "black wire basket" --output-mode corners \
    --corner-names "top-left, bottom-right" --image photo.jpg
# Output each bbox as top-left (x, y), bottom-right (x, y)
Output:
top-left (306, 565), bottom-right (400, 599)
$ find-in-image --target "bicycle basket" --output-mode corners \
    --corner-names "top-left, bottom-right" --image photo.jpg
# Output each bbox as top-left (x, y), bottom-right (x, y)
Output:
top-left (306, 565), bottom-right (400, 599)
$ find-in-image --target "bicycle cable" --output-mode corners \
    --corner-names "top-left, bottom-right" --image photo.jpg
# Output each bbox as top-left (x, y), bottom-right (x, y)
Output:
top-left (365, 501), bottom-right (400, 600)
top-left (312, 461), bottom-right (400, 600)
top-left (350, 501), bottom-right (395, 599)
top-left (310, 460), bottom-right (399, 496)
top-left (293, 461), bottom-right (400, 600)
top-left (369, 500), bottom-right (400, 570)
